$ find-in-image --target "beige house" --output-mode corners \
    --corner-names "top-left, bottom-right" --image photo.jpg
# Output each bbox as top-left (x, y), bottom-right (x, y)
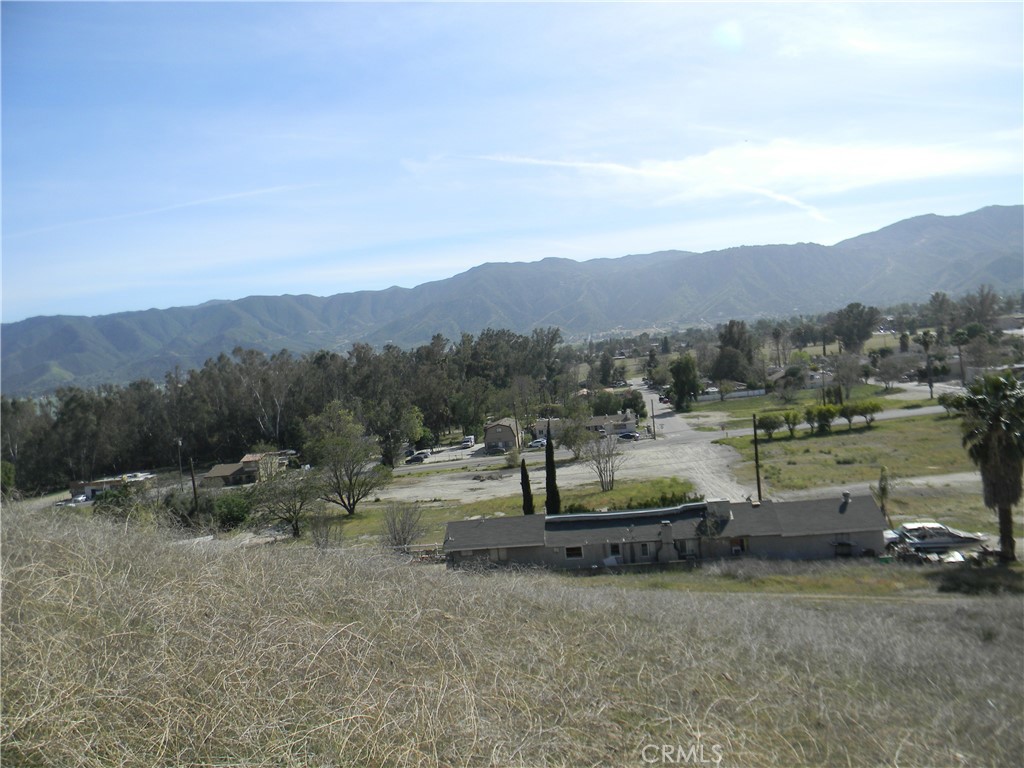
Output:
top-left (444, 494), bottom-right (887, 569)
top-left (483, 418), bottom-right (521, 453)
top-left (202, 452), bottom-right (287, 487)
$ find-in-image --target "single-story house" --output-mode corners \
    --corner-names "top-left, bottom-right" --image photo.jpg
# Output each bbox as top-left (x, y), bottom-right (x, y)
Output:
top-left (241, 452), bottom-right (284, 482)
top-left (530, 413), bottom-right (636, 442)
top-left (201, 462), bottom-right (247, 487)
top-left (444, 494), bottom-right (886, 569)
top-left (202, 451), bottom-right (288, 487)
top-left (70, 472), bottom-right (155, 499)
top-left (483, 418), bottom-right (521, 453)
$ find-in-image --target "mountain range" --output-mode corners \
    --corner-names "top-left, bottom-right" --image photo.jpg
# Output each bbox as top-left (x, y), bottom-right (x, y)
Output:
top-left (3, 204), bottom-right (1021, 397)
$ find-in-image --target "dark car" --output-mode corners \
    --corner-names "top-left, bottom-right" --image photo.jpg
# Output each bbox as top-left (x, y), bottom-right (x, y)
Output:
top-left (405, 454), bottom-right (426, 464)
top-left (618, 432), bottom-right (640, 441)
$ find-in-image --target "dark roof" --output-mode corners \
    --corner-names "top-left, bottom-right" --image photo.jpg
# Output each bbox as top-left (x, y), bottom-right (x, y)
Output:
top-left (444, 496), bottom-right (885, 553)
top-left (203, 463), bottom-right (244, 479)
top-left (444, 515), bottom-right (545, 552)
top-left (544, 504), bottom-right (706, 546)
top-left (722, 496), bottom-right (885, 538)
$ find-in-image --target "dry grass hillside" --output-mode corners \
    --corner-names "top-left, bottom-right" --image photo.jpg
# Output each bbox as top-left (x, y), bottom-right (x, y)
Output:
top-left (3, 504), bottom-right (1022, 767)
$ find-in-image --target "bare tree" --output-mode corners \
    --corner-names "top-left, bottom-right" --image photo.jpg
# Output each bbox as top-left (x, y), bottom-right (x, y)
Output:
top-left (248, 468), bottom-right (325, 538)
top-left (380, 502), bottom-right (426, 554)
top-left (833, 353), bottom-right (863, 401)
top-left (582, 435), bottom-right (627, 492)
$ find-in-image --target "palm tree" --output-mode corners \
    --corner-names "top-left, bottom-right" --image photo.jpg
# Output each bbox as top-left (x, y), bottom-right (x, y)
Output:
top-left (913, 330), bottom-right (936, 399)
top-left (953, 373), bottom-right (1024, 562)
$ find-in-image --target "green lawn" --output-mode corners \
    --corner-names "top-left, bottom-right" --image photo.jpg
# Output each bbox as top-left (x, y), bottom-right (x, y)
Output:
top-left (685, 382), bottom-right (928, 429)
top-left (329, 476), bottom-right (699, 544)
top-left (720, 413), bottom-right (972, 491)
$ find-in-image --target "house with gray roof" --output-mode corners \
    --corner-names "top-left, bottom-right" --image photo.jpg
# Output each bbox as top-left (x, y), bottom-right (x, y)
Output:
top-left (443, 493), bottom-right (886, 569)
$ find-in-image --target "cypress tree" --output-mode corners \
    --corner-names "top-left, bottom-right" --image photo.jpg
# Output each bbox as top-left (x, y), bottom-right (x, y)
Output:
top-left (544, 420), bottom-right (560, 515)
top-left (520, 459), bottom-right (534, 515)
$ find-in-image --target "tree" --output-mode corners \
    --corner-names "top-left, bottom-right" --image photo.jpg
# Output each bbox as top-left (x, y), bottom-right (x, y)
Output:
top-left (696, 506), bottom-right (725, 561)
top-left (952, 373), bottom-right (1024, 562)
top-left (876, 353), bottom-right (912, 391)
top-left (1, 461), bottom-right (14, 496)
top-left (718, 320), bottom-right (755, 365)
top-left (582, 433), bottom-right (627, 491)
top-left (838, 403), bottom-right (858, 431)
top-left (305, 402), bottom-right (392, 516)
top-left (830, 302), bottom-right (880, 354)
top-left (520, 459), bottom-right (535, 515)
top-left (711, 347), bottom-right (746, 385)
top-left (856, 400), bottom-right (884, 427)
top-left (597, 352), bottom-right (614, 386)
top-left (913, 330), bottom-right (936, 399)
top-left (757, 414), bottom-right (783, 440)
top-left (248, 468), bottom-right (324, 538)
top-left (380, 502), bottom-right (427, 554)
top-left (558, 416), bottom-right (598, 460)
top-left (781, 410), bottom-right (801, 438)
top-left (544, 421), bottom-right (560, 515)
top-left (870, 466), bottom-right (897, 529)
top-left (669, 355), bottom-right (701, 412)
top-left (951, 328), bottom-right (970, 385)
top-left (774, 366), bottom-right (804, 404)
top-left (833, 354), bottom-right (863, 401)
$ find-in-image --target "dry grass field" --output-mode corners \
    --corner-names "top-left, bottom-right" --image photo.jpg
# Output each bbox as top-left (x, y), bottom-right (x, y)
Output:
top-left (3, 504), bottom-right (1022, 767)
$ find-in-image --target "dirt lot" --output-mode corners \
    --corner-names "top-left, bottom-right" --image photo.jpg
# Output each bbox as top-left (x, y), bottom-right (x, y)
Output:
top-left (379, 383), bottom-right (981, 507)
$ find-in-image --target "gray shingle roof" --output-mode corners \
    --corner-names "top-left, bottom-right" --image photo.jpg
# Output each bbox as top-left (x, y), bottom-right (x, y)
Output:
top-left (444, 515), bottom-right (545, 552)
top-left (444, 495), bottom-right (886, 554)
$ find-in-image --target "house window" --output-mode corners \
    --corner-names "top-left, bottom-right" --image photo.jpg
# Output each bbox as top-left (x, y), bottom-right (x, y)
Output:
top-left (730, 537), bottom-right (747, 555)
top-left (565, 546), bottom-right (583, 559)
top-left (640, 542), bottom-right (650, 557)
top-left (609, 543), bottom-right (621, 557)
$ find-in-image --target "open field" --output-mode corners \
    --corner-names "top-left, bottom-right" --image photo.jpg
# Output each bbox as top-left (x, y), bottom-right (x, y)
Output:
top-left (3, 504), bottom-right (1022, 768)
top-left (722, 413), bottom-right (973, 491)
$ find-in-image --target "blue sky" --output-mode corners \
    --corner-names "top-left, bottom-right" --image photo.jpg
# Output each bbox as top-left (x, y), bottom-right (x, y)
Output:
top-left (2, 1), bottom-right (1021, 323)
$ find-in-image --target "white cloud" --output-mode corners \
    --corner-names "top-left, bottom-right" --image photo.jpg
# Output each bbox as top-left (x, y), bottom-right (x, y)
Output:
top-left (480, 137), bottom-right (1020, 211)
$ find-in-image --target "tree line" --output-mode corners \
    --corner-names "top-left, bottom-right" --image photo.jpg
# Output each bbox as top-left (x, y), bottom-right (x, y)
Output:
top-left (2, 287), bottom-right (1020, 496)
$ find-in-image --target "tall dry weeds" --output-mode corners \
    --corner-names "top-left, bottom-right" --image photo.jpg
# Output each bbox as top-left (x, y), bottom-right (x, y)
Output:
top-left (3, 504), bottom-right (1022, 767)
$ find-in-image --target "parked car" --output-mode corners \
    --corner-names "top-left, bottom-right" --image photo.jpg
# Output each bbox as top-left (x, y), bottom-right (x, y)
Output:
top-left (72, 494), bottom-right (89, 503)
top-left (618, 432), bottom-right (640, 441)
top-left (405, 454), bottom-right (426, 464)
top-left (528, 438), bottom-right (547, 448)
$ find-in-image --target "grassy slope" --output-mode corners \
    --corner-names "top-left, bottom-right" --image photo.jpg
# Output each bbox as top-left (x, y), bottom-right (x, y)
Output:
top-left (3, 505), bottom-right (1022, 768)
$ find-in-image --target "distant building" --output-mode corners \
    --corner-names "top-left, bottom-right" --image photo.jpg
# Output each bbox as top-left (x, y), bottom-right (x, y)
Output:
top-left (202, 451), bottom-right (288, 487)
top-left (483, 418), bottom-right (521, 453)
top-left (70, 472), bottom-right (155, 500)
top-left (444, 494), bottom-right (886, 569)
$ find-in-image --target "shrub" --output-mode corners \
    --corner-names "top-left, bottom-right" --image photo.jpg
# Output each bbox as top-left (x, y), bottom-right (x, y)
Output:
top-left (757, 413), bottom-right (783, 439)
top-left (380, 502), bottom-right (426, 554)
top-left (214, 493), bottom-right (251, 530)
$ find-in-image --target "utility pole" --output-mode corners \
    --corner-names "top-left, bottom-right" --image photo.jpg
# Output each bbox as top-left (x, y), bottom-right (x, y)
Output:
top-left (650, 398), bottom-right (656, 440)
top-left (752, 414), bottom-right (763, 502)
top-left (176, 438), bottom-right (184, 492)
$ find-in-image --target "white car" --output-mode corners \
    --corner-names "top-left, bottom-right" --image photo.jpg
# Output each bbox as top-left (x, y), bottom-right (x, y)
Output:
top-left (528, 438), bottom-right (547, 448)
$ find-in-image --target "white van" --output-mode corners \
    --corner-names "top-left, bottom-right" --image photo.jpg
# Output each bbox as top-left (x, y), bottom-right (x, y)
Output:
top-left (460, 435), bottom-right (476, 448)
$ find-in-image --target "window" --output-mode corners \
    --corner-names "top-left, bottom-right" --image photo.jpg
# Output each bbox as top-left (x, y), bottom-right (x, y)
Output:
top-left (609, 543), bottom-right (621, 557)
top-left (730, 537), bottom-right (747, 555)
top-left (565, 546), bottom-right (583, 559)
top-left (640, 542), bottom-right (650, 557)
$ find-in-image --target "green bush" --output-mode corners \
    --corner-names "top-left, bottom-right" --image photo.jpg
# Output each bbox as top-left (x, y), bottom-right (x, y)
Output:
top-left (215, 493), bottom-right (251, 530)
